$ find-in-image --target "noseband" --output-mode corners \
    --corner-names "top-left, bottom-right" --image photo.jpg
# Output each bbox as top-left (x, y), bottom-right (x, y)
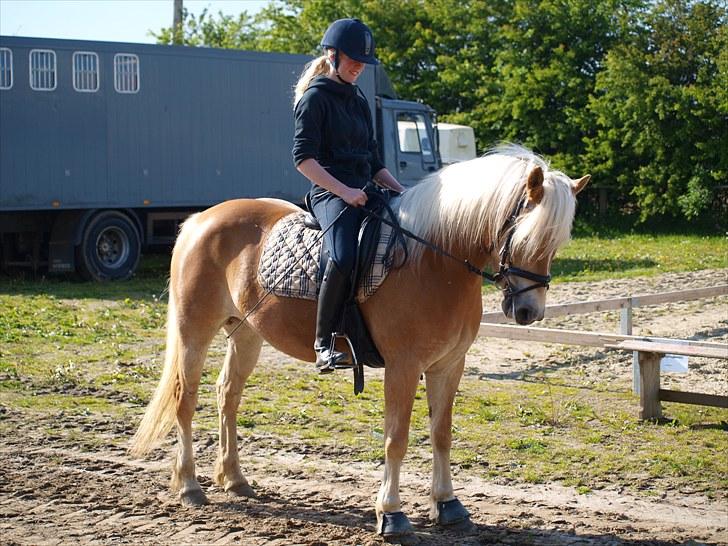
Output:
top-left (491, 198), bottom-right (551, 299)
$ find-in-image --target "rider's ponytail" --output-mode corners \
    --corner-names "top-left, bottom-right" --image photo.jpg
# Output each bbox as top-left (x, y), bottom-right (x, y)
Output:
top-left (293, 54), bottom-right (330, 107)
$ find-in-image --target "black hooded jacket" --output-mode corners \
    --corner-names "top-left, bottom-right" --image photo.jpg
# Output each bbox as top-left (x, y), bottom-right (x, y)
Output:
top-left (292, 76), bottom-right (385, 197)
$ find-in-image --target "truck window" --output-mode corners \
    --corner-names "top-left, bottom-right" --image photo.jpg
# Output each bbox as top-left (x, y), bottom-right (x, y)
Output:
top-left (396, 112), bottom-right (433, 161)
top-left (0, 48), bottom-right (12, 90)
top-left (73, 52), bottom-right (99, 92)
top-left (114, 53), bottom-right (139, 93)
top-left (30, 49), bottom-right (56, 91)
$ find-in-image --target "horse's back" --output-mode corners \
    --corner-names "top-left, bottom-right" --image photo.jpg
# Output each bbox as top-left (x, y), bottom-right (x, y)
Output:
top-left (171, 199), bottom-right (299, 311)
top-left (184, 198), bottom-right (297, 232)
top-left (175, 198), bottom-right (295, 254)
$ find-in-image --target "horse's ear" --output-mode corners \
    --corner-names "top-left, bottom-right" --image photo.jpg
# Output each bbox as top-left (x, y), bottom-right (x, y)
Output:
top-left (572, 174), bottom-right (591, 195)
top-left (527, 166), bottom-right (544, 204)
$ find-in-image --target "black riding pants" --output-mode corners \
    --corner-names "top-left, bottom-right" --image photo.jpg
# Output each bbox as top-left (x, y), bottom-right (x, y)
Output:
top-left (310, 190), bottom-right (364, 280)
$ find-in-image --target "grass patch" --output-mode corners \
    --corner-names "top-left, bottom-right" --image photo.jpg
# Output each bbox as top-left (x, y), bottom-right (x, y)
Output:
top-left (552, 234), bottom-right (726, 282)
top-left (450, 380), bottom-right (728, 496)
top-left (1, 247), bottom-right (726, 499)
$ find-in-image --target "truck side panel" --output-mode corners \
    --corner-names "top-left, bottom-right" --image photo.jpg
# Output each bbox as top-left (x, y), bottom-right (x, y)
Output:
top-left (2, 37), bottom-right (369, 210)
top-left (0, 36), bottom-right (415, 280)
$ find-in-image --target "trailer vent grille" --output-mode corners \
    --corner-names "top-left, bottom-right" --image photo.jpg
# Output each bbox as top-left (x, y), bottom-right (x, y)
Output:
top-left (114, 54), bottom-right (139, 94)
top-left (0, 48), bottom-right (12, 90)
top-left (73, 52), bottom-right (99, 92)
top-left (30, 49), bottom-right (56, 91)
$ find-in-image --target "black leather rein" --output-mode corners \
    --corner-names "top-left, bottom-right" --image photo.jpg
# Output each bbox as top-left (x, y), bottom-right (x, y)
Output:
top-left (362, 192), bottom-right (551, 298)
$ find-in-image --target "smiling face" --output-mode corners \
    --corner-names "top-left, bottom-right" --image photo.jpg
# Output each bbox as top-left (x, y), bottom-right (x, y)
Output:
top-left (327, 50), bottom-right (365, 84)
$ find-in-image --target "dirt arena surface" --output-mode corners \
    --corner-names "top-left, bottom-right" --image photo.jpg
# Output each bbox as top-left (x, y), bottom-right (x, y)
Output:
top-left (1, 269), bottom-right (726, 545)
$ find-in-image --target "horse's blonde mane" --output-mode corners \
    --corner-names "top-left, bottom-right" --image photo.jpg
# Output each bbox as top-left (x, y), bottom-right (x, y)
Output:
top-left (397, 144), bottom-right (576, 263)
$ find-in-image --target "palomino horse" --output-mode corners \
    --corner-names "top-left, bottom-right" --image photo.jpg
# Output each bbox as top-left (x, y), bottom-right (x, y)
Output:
top-left (131, 145), bottom-right (589, 539)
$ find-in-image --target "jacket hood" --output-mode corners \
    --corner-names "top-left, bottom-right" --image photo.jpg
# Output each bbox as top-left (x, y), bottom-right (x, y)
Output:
top-left (308, 75), bottom-right (358, 97)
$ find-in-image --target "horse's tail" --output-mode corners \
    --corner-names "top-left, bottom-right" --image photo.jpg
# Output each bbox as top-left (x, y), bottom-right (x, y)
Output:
top-left (129, 287), bottom-right (181, 457)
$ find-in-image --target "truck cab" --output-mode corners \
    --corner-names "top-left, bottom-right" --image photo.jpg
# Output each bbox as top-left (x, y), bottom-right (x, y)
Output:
top-left (377, 100), bottom-right (440, 187)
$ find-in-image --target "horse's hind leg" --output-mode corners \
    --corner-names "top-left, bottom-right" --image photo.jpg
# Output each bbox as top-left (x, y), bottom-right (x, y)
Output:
top-left (425, 356), bottom-right (472, 528)
top-left (172, 333), bottom-right (217, 506)
top-left (214, 320), bottom-right (263, 497)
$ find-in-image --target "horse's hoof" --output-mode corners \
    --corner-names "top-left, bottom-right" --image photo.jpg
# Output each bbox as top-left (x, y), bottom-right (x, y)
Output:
top-left (180, 488), bottom-right (209, 506)
top-left (435, 497), bottom-right (472, 530)
top-left (378, 511), bottom-right (418, 544)
top-left (226, 482), bottom-right (255, 498)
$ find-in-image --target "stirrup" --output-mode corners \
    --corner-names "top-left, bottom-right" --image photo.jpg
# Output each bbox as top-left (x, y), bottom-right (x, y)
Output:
top-left (315, 333), bottom-right (354, 374)
top-left (315, 353), bottom-right (347, 374)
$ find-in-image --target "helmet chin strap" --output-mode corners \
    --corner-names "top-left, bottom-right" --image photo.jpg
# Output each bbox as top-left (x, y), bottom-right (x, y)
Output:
top-left (330, 49), bottom-right (352, 85)
top-left (334, 72), bottom-right (350, 84)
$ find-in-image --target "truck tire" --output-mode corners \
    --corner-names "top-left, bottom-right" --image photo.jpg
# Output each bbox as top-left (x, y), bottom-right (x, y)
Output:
top-left (76, 211), bottom-right (141, 281)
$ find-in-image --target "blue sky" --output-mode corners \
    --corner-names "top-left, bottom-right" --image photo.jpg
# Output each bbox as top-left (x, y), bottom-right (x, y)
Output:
top-left (0, 0), bottom-right (269, 44)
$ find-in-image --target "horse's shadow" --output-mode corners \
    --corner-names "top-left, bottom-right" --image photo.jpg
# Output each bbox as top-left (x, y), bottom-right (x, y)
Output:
top-left (465, 347), bottom-right (613, 382)
top-left (208, 485), bottom-right (685, 545)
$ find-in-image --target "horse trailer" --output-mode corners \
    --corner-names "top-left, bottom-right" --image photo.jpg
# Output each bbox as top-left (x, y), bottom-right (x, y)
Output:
top-left (0, 36), bottom-right (450, 280)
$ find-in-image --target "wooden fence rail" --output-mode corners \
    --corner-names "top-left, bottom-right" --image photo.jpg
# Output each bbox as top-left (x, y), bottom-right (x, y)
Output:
top-left (478, 284), bottom-right (728, 420)
top-left (482, 284), bottom-right (728, 393)
top-left (481, 284), bottom-right (728, 323)
top-left (477, 323), bottom-right (728, 420)
top-left (477, 323), bottom-right (728, 351)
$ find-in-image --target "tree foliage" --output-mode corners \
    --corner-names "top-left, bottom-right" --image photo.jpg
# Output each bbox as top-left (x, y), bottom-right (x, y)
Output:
top-left (585, 0), bottom-right (727, 220)
top-left (154, 0), bottom-right (727, 223)
top-left (151, 7), bottom-right (260, 49)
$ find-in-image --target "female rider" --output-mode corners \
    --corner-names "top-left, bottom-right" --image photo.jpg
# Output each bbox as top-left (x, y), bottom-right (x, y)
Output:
top-left (292, 18), bottom-right (405, 373)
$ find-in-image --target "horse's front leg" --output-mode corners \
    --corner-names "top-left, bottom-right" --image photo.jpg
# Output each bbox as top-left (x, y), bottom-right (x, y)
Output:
top-left (425, 356), bottom-right (472, 529)
top-left (376, 363), bottom-right (420, 540)
top-left (214, 321), bottom-right (263, 497)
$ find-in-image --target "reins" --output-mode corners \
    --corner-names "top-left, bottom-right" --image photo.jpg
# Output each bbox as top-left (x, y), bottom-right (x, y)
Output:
top-left (362, 192), bottom-right (551, 298)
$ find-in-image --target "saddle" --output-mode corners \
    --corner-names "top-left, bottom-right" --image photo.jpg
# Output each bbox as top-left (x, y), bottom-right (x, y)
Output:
top-left (258, 187), bottom-right (406, 394)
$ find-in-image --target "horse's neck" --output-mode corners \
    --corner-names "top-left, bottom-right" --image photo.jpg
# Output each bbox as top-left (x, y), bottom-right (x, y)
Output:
top-left (391, 194), bottom-right (493, 274)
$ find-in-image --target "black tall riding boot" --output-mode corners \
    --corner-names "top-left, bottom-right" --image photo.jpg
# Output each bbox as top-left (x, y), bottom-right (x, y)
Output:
top-left (314, 258), bottom-right (351, 373)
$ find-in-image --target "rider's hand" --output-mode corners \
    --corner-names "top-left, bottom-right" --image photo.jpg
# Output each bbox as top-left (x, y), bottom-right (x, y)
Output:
top-left (341, 187), bottom-right (368, 208)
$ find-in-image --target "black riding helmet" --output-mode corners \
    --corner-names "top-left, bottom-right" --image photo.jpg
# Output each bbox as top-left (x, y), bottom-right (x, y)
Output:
top-left (321, 18), bottom-right (379, 70)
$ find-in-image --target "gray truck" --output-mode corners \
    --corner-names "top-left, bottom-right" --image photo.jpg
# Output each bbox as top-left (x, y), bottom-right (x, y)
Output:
top-left (0, 36), bottom-right (442, 280)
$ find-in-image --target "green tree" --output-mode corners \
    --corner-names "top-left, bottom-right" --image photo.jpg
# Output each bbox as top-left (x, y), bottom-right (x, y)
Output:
top-left (151, 7), bottom-right (261, 49)
top-left (253, 0), bottom-right (360, 54)
top-left (475, 0), bottom-right (639, 173)
top-left (586, 0), bottom-right (727, 221)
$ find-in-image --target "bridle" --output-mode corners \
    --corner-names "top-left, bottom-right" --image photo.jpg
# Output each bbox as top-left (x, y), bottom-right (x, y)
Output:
top-left (362, 189), bottom-right (551, 299)
top-left (490, 197), bottom-right (551, 298)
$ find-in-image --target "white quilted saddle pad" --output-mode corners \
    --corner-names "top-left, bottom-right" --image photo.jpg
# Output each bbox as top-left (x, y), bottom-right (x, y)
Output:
top-left (257, 212), bottom-right (397, 303)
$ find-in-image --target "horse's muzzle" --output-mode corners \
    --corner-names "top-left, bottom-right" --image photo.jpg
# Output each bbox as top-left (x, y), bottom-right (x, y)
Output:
top-left (502, 296), bottom-right (541, 325)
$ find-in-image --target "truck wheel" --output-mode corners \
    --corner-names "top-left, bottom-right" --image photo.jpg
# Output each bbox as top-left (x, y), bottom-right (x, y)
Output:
top-left (76, 211), bottom-right (141, 281)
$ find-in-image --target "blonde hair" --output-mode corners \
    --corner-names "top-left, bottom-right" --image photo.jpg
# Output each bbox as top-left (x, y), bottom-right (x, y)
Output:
top-left (398, 144), bottom-right (577, 264)
top-left (293, 54), bottom-right (331, 107)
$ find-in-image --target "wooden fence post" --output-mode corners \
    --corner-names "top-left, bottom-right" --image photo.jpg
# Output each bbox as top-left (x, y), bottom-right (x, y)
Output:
top-left (621, 301), bottom-right (639, 394)
top-left (638, 351), bottom-right (662, 420)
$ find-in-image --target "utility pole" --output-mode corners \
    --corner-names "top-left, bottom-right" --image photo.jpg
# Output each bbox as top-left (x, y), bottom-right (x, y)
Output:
top-left (173, 0), bottom-right (183, 45)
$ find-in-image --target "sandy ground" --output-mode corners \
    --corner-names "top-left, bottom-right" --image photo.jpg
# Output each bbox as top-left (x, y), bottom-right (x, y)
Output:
top-left (477, 269), bottom-right (728, 397)
top-left (1, 269), bottom-right (726, 545)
